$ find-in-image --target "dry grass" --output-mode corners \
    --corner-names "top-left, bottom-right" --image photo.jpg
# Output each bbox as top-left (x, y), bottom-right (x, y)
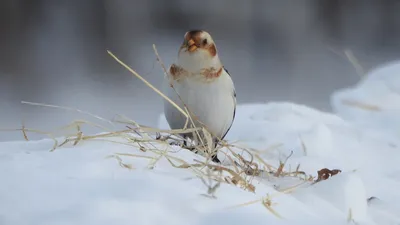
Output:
top-left (340, 99), bottom-right (381, 111)
top-left (2, 45), bottom-right (342, 219)
top-left (328, 47), bottom-right (366, 79)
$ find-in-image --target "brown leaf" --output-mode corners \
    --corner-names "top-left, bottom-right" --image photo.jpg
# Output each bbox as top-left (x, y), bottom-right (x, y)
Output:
top-left (314, 168), bottom-right (342, 183)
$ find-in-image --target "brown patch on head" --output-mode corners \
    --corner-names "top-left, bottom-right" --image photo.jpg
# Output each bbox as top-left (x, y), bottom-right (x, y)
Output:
top-left (208, 44), bottom-right (217, 57)
top-left (182, 30), bottom-right (217, 57)
top-left (184, 30), bottom-right (203, 41)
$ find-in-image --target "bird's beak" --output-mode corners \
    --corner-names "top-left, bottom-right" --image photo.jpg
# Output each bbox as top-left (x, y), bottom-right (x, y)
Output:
top-left (187, 39), bottom-right (197, 52)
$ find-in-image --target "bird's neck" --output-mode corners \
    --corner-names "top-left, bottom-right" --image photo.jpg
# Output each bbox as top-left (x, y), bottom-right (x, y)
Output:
top-left (177, 53), bottom-right (222, 74)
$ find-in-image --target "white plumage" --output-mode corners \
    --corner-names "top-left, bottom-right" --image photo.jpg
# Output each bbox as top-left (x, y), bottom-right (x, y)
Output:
top-left (163, 30), bottom-right (236, 162)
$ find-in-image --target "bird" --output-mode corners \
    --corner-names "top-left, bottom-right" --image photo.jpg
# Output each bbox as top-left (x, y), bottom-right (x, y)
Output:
top-left (163, 30), bottom-right (236, 163)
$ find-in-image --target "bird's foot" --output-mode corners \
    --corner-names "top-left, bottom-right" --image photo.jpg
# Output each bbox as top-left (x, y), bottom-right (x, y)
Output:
top-left (169, 139), bottom-right (221, 164)
top-left (211, 154), bottom-right (221, 163)
top-left (168, 141), bottom-right (180, 146)
top-left (168, 139), bottom-right (196, 150)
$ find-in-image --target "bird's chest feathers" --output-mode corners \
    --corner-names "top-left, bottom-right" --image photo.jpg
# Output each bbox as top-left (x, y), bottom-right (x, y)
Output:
top-left (169, 64), bottom-right (223, 83)
top-left (177, 52), bottom-right (215, 72)
top-left (175, 78), bottom-right (221, 101)
top-left (173, 78), bottom-right (227, 125)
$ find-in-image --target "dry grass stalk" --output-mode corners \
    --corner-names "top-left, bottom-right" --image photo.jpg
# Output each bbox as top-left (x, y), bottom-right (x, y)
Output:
top-left (328, 47), bottom-right (366, 79)
top-left (299, 135), bottom-right (307, 156)
top-left (108, 50), bottom-right (188, 119)
top-left (21, 101), bottom-right (114, 126)
top-left (275, 151), bottom-right (293, 177)
top-left (226, 199), bottom-right (262, 210)
top-left (1, 126), bottom-right (60, 151)
top-left (341, 99), bottom-right (381, 111)
top-left (344, 49), bottom-right (365, 79)
top-left (225, 195), bottom-right (282, 219)
top-left (262, 196), bottom-right (283, 219)
top-left (106, 155), bottom-right (134, 170)
top-left (347, 208), bottom-right (355, 223)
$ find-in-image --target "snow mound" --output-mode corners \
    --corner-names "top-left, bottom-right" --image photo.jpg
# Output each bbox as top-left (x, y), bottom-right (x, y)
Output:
top-left (331, 61), bottom-right (400, 145)
top-left (160, 101), bottom-right (397, 175)
top-left (2, 80), bottom-right (400, 224)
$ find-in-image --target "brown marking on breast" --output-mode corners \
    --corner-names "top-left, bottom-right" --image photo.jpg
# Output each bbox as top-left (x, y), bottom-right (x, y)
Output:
top-left (169, 64), bottom-right (188, 81)
top-left (201, 67), bottom-right (223, 81)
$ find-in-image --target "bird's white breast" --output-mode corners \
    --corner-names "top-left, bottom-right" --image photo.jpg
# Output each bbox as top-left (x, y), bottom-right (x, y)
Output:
top-left (163, 69), bottom-right (236, 139)
top-left (177, 50), bottom-right (220, 74)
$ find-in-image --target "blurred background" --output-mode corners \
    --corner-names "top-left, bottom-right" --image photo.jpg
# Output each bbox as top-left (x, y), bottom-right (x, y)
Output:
top-left (1, 0), bottom-right (400, 141)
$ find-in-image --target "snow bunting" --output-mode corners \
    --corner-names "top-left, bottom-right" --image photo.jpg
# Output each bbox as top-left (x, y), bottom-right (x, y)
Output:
top-left (163, 30), bottom-right (236, 163)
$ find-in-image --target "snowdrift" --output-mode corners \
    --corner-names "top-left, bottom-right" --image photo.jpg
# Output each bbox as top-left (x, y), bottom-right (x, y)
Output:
top-left (1, 61), bottom-right (400, 225)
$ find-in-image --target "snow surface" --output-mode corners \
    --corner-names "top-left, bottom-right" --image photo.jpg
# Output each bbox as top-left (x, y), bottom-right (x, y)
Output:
top-left (1, 61), bottom-right (400, 225)
top-left (331, 60), bottom-right (400, 147)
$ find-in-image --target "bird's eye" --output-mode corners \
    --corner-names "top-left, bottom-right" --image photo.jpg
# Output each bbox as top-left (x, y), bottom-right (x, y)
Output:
top-left (202, 38), bottom-right (208, 45)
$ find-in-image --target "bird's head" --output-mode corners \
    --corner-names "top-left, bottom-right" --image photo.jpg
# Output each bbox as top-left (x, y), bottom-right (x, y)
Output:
top-left (177, 30), bottom-right (222, 73)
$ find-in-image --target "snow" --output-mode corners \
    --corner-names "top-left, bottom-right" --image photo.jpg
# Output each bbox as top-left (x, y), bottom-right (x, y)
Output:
top-left (1, 61), bottom-right (400, 225)
top-left (331, 60), bottom-right (400, 147)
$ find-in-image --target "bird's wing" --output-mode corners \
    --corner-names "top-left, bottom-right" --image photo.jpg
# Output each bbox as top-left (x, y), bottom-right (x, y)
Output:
top-left (220, 66), bottom-right (236, 141)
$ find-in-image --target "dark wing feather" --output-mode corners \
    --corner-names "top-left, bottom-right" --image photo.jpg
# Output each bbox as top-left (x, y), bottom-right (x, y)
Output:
top-left (220, 67), bottom-right (236, 141)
